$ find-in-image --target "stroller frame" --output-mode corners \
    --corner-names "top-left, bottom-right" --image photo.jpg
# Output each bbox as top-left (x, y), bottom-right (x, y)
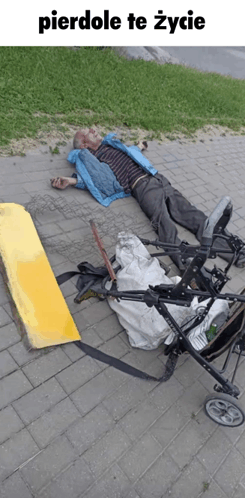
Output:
top-left (86, 196), bottom-right (245, 427)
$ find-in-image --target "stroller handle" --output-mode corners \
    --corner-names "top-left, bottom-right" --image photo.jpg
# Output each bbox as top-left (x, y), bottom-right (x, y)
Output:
top-left (201, 196), bottom-right (232, 247)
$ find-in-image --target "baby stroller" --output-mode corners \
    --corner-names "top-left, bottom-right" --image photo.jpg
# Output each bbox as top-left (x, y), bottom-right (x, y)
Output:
top-left (58, 197), bottom-right (245, 427)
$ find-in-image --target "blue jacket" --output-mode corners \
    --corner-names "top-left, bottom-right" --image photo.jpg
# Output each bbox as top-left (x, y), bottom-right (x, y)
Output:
top-left (67, 133), bottom-right (157, 207)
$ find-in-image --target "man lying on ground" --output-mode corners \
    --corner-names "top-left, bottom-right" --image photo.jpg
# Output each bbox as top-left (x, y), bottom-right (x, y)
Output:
top-left (51, 128), bottom-right (245, 271)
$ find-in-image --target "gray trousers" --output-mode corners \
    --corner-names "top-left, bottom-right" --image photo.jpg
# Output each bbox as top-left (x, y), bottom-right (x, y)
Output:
top-left (132, 173), bottom-right (234, 270)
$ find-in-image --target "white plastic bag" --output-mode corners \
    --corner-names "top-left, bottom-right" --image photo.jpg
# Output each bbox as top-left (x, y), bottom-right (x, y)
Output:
top-left (107, 232), bottom-right (229, 351)
top-left (107, 232), bottom-right (190, 350)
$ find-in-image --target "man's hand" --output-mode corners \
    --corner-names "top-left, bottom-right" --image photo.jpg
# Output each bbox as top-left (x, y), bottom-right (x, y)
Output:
top-left (50, 177), bottom-right (77, 189)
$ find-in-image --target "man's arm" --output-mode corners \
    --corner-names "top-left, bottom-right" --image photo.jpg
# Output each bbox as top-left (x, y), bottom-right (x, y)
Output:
top-left (50, 177), bottom-right (78, 189)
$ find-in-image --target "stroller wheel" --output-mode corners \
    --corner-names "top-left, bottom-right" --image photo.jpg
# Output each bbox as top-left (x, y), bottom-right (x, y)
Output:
top-left (204, 393), bottom-right (245, 427)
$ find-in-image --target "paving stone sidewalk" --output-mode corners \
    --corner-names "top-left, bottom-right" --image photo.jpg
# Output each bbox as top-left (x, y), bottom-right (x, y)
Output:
top-left (1, 134), bottom-right (245, 498)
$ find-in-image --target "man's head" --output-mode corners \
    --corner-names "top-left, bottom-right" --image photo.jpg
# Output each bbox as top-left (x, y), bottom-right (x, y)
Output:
top-left (73, 128), bottom-right (102, 151)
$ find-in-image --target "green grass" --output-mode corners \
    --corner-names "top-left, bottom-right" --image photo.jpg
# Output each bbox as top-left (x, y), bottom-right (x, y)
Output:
top-left (1, 46), bottom-right (245, 147)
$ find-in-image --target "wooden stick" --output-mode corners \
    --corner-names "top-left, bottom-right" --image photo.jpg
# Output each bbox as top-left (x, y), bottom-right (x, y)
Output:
top-left (90, 220), bottom-right (117, 283)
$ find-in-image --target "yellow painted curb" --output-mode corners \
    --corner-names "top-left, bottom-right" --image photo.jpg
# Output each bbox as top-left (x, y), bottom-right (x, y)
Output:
top-left (0, 203), bottom-right (80, 348)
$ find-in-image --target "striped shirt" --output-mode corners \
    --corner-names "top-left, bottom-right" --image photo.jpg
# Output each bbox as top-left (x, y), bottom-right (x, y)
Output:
top-left (89, 144), bottom-right (146, 194)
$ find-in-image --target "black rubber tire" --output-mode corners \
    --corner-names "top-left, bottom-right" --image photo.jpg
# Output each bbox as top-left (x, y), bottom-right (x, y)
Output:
top-left (204, 393), bottom-right (245, 427)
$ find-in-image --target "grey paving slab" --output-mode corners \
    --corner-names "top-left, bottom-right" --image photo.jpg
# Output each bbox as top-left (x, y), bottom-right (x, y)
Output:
top-left (2, 302), bottom-right (14, 318)
top-left (119, 398), bottom-right (162, 442)
top-left (13, 377), bottom-right (67, 425)
top-left (121, 347), bottom-right (162, 371)
top-left (83, 464), bottom-right (131, 498)
top-left (234, 427), bottom-right (245, 457)
top-left (135, 452), bottom-right (179, 498)
top-left (102, 380), bottom-right (146, 421)
top-left (148, 374), bottom-right (184, 413)
top-left (0, 184), bottom-right (26, 196)
top-left (20, 436), bottom-right (76, 493)
top-left (0, 322), bottom-right (21, 351)
top-left (72, 310), bottom-right (90, 332)
top-left (197, 480), bottom-right (228, 498)
top-left (56, 355), bottom-right (101, 394)
top-left (39, 456), bottom-right (94, 498)
top-left (0, 370), bottom-right (32, 409)
top-left (173, 380), bottom-right (210, 418)
top-left (73, 328), bottom-right (102, 349)
top-left (66, 404), bottom-right (115, 455)
top-left (0, 307), bottom-right (13, 327)
top-left (0, 406), bottom-right (24, 445)
top-left (8, 340), bottom-right (45, 366)
top-left (173, 355), bottom-right (204, 388)
top-left (82, 427), bottom-right (131, 478)
top-left (197, 428), bottom-right (232, 474)
top-left (98, 335), bottom-right (130, 358)
top-left (125, 490), bottom-right (141, 498)
top-left (169, 458), bottom-right (210, 498)
top-left (214, 448), bottom-right (245, 497)
top-left (22, 348), bottom-right (71, 387)
top-left (70, 369), bottom-right (119, 416)
top-left (82, 300), bottom-right (114, 325)
top-left (118, 433), bottom-right (162, 482)
top-left (28, 397), bottom-right (81, 448)
top-left (232, 484), bottom-right (245, 498)
top-left (0, 472), bottom-right (33, 498)
top-left (61, 341), bottom-right (86, 361)
top-left (37, 222), bottom-right (63, 238)
top-left (0, 350), bottom-right (18, 378)
top-left (149, 403), bottom-right (189, 449)
top-left (0, 429), bottom-right (39, 481)
top-left (167, 419), bottom-right (213, 470)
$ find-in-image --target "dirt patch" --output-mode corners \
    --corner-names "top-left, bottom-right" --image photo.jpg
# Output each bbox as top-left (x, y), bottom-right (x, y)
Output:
top-left (0, 122), bottom-right (245, 157)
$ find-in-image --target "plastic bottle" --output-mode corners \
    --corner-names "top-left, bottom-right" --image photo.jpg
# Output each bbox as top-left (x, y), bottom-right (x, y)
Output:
top-left (206, 323), bottom-right (217, 342)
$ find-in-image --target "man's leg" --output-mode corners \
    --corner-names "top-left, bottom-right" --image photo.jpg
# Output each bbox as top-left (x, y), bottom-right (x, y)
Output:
top-left (132, 174), bottom-right (187, 270)
top-left (133, 173), bottom-right (245, 268)
top-left (165, 180), bottom-right (245, 264)
top-left (164, 181), bottom-right (207, 240)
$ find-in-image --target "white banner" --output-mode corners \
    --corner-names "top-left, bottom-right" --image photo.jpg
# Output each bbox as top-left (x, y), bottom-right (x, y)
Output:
top-left (1, 1), bottom-right (245, 46)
